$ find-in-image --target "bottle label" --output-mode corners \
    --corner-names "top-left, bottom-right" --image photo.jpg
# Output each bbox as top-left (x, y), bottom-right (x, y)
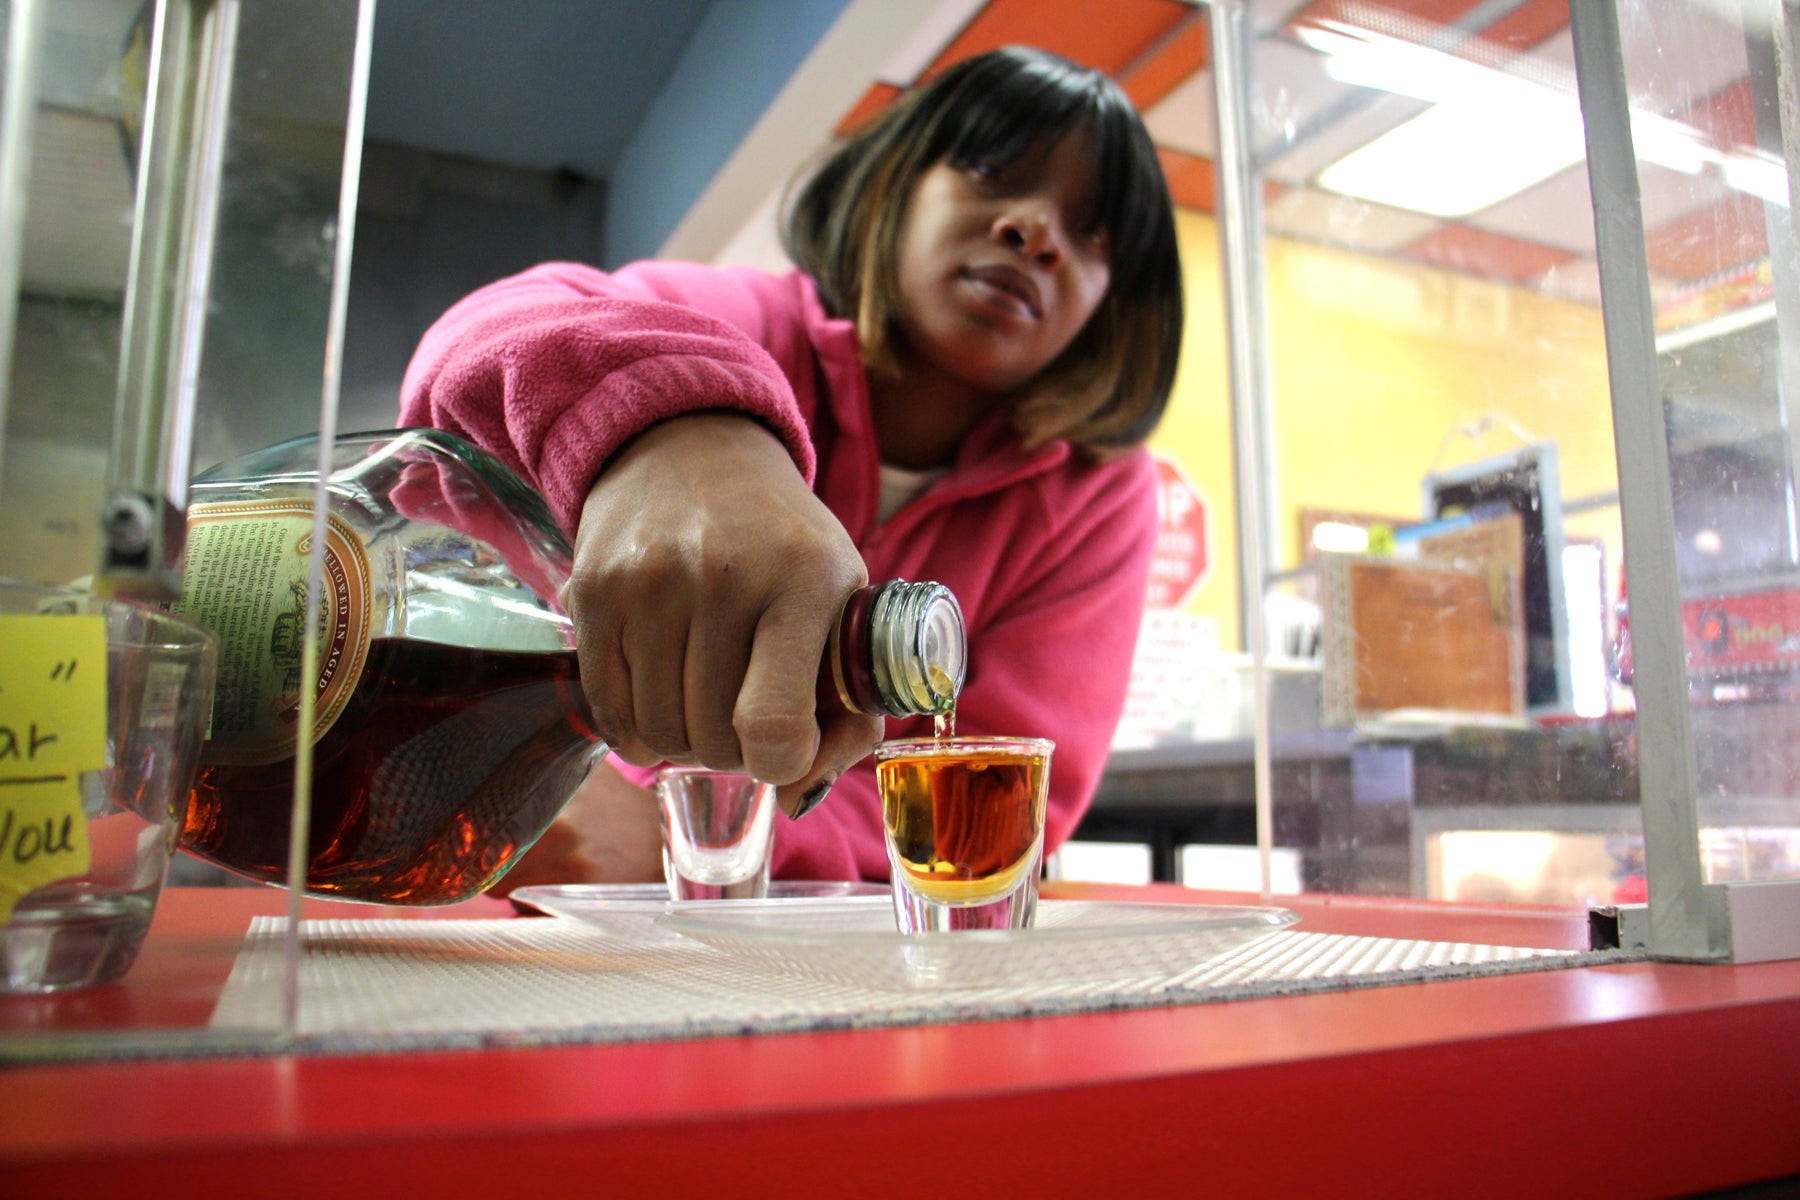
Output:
top-left (170, 500), bottom-right (374, 765)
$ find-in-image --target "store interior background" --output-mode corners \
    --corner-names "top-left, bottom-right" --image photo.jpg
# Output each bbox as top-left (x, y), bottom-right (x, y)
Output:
top-left (6, 0), bottom-right (1792, 908)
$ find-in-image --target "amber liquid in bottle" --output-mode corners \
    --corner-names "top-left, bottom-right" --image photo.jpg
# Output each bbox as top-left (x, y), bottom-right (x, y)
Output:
top-left (181, 638), bottom-right (600, 904)
top-left (877, 744), bottom-right (1047, 906)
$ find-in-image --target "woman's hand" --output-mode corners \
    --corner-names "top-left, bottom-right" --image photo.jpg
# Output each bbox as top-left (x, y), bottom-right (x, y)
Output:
top-left (565, 412), bottom-right (881, 815)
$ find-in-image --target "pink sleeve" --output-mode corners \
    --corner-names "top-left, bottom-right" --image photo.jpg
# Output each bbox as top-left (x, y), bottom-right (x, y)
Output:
top-left (399, 262), bottom-right (816, 536)
top-left (770, 454), bottom-right (1160, 881)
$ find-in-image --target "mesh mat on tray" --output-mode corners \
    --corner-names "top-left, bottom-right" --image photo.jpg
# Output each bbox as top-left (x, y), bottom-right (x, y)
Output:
top-left (201, 902), bottom-right (1630, 1054)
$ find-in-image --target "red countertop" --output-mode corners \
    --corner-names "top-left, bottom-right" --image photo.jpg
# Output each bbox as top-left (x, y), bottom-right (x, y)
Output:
top-left (3, 883), bottom-right (1798, 1199)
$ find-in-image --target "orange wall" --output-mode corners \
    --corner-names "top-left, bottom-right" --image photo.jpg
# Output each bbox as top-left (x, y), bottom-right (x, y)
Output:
top-left (1152, 208), bottom-right (1621, 650)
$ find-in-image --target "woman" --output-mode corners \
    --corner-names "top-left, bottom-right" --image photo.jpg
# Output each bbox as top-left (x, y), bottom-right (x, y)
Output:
top-left (401, 46), bottom-right (1184, 884)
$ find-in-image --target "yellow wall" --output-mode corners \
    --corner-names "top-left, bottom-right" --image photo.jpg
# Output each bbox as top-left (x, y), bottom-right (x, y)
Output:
top-left (1153, 208), bottom-right (1622, 650)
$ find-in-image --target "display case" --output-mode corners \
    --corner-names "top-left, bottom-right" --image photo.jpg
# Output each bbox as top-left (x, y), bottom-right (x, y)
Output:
top-left (1093, 0), bottom-right (1798, 961)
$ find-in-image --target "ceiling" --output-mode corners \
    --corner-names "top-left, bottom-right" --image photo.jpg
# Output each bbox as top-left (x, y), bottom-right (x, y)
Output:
top-left (363, 0), bottom-right (1781, 328)
top-left (25, 0), bottom-right (1781, 328)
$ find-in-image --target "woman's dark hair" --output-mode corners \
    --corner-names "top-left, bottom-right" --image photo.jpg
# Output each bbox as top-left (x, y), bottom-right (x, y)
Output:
top-left (781, 45), bottom-right (1183, 453)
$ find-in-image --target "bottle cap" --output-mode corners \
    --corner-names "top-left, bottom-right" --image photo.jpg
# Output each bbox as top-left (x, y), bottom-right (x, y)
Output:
top-left (869, 581), bottom-right (964, 717)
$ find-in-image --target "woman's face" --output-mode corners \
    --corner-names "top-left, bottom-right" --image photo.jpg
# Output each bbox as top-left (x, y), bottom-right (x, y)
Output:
top-left (890, 128), bottom-right (1112, 397)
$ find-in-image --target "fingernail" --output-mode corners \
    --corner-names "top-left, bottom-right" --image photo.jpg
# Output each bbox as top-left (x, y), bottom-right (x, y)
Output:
top-left (790, 776), bottom-right (835, 820)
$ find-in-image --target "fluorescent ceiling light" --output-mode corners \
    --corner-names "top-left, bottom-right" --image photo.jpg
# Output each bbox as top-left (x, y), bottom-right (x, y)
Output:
top-left (1301, 20), bottom-right (1587, 215)
top-left (1298, 18), bottom-right (1790, 215)
top-left (1319, 93), bottom-right (1586, 217)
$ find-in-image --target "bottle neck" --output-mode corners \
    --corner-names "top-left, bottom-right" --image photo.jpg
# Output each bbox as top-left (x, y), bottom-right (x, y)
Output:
top-left (825, 580), bottom-right (965, 718)
top-left (828, 585), bottom-right (883, 716)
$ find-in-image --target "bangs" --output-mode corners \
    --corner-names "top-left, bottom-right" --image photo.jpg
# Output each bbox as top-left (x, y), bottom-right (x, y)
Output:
top-left (929, 53), bottom-right (1170, 291)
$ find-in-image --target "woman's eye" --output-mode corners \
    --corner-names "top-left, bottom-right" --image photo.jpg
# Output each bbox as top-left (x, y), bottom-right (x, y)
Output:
top-left (968, 160), bottom-right (1006, 183)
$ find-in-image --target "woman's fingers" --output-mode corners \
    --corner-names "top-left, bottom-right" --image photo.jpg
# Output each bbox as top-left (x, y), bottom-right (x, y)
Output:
top-left (625, 597), bottom-right (696, 764)
top-left (774, 705), bottom-right (884, 818)
top-left (567, 584), bottom-right (652, 764)
top-left (683, 610), bottom-right (754, 770)
top-left (569, 412), bottom-right (866, 782)
top-left (733, 589), bottom-right (833, 786)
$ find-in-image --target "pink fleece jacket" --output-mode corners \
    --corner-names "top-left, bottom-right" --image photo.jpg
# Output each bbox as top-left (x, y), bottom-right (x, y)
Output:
top-left (401, 260), bottom-right (1157, 882)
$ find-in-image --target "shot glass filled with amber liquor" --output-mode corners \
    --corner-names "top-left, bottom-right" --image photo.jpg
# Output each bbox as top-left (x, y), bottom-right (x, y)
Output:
top-left (874, 736), bottom-right (1053, 934)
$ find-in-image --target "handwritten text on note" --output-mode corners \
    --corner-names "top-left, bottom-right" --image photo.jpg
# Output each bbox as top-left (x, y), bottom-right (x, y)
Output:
top-left (0, 615), bottom-right (106, 923)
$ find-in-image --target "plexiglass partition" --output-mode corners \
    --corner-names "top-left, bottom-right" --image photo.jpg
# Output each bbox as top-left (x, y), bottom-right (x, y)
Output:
top-left (1243, 0), bottom-right (1643, 910)
top-left (1110, 0), bottom-right (1797, 961)
top-left (1578, 0), bottom-right (1799, 960)
top-left (0, 0), bottom-right (372, 1048)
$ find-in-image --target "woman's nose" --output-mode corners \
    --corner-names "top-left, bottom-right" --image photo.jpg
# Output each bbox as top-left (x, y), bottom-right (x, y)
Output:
top-left (995, 207), bottom-right (1062, 267)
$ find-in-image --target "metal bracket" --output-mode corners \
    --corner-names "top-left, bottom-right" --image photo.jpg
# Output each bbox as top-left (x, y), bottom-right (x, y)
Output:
top-left (100, 0), bottom-right (239, 599)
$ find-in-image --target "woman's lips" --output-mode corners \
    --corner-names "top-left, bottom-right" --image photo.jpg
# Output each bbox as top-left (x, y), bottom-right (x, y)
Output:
top-left (963, 265), bottom-right (1041, 319)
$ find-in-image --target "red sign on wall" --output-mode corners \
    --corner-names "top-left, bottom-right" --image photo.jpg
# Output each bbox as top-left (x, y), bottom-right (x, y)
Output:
top-left (1684, 586), bottom-right (1800, 676)
top-left (1146, 454), bottom-right (1209, 609)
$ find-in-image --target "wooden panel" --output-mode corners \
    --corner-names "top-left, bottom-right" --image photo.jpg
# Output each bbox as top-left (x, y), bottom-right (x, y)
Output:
top-left (1320, 552), bottom-right (1525, 723)
top-left (834, 82), bottom-right (902, 136)
top-left (831, 2), bottom-right (1206, 142)
top-left (1158, 146), bottom-right (1217, 214)
top-left (1120, 16), bottom-right (1208, 112)
top-left (925, 0), bottom-right (1193, 80)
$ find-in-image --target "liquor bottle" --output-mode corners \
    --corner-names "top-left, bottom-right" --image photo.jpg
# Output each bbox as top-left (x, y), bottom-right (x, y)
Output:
top-left (164, 428), bottom-right (965, 905)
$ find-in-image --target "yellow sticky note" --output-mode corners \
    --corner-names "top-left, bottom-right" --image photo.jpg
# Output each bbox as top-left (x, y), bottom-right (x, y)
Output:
top-left (0, 614), bottom-right (106, 924)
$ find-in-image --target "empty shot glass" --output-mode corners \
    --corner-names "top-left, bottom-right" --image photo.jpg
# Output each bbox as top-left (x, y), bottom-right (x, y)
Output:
top-left (874, 737), bottom-right (1053, 934)
top-left (655, 767), bottom-right (778, 900)
top-left (0, 579), bottom-right (217, 993)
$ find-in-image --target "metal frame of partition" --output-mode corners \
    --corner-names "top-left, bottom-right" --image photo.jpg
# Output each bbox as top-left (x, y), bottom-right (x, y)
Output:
top-left (103, 0), bottom-right (238, 600)
top-left (1204, 0), bottom-right (1283, 920)
top-left (0, 0), bottom-right (376, 1047)
top-left (1566, 0), bottom-right (1716, 961)
top-left (1202, 0), bottom-right (1800, 961)
top-left (1570, 0), bottom-right (1800, 963)
top-left (0, 0), bottom-right (44, 478)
